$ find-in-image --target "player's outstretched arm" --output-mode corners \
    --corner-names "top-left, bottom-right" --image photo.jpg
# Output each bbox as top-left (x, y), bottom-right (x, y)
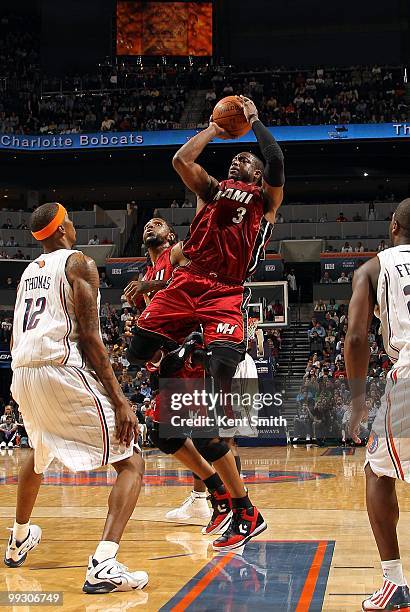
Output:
top-left (238, 96), bottom-right (284, 224)
top-left (124, 279), bottom-right (167, 307)
top-left (172, 124), bottom-right (224, 201)
top-left (66, 252), bottom-right (138, 446)
top-left (345, 257), bottom-right (380, 442)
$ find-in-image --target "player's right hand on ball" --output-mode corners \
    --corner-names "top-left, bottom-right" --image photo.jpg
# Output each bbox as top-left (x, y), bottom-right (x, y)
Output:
top-left (236, 95), bottom-right (259, 124)
top-left (208, 120), bottom-right (236, 140)
top-left (114, 400), bottom-right (139, 446)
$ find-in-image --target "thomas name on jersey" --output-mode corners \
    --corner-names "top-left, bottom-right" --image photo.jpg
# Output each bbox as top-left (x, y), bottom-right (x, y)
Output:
top-left (24, 275), bottom-right (51, 291)
top-left (214, 187), bottom-right (254, 204)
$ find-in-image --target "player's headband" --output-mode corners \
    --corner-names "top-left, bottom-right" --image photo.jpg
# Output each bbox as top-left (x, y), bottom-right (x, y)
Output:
top-left (31, 204), bottom-right (67, 241)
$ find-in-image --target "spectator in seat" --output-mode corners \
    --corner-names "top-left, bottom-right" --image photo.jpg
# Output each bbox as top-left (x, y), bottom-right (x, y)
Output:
top-left (337, 272), bottom-right (350, 283)
top-left (88, 235), bottom-right (100, 245)
top-left (0, 415), bottom-right (18, 448)
top-left (275, 212), bottom-right (284, 223)
top-left (2, 218), bottom-right (13, 229)
top-left (99, 272), bottom-right (111, 288)
top-left (6, 236), bottom-right (17, 247)
top-left (377, 239), bottom-right (386, 252)
top-left (13, 249), bottom-right (24, 259)
top-left (170, 199), bottom-right (179, 208)
top-left (319, 212), bottom-right (328, 222)
top-left (101, 116), bottom-right (115, 131)
top-left (355, 241), bottom-right (365, 252)
top-left (320, 271), bottom-right (333, 284)
top-left (181, 199), bottom-right (193, 208)
top-left (336, 212), bottom-right (348, 222)
top-left (341, 241), bottom-right (353, 253)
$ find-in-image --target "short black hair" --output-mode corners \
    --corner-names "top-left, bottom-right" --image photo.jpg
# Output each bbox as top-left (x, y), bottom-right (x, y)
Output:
top-left (394, 198), bottom-right (410, 237)
top-left (30, 202), bottom-right (60, 233)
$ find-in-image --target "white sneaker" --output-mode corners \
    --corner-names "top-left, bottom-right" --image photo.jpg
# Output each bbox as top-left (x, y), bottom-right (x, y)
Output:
top-left (165, 492), bottom-right (211, 521)
top-left (83, 556), bottom-right (148, 594)
top-left (4, 525), bottom-right (42, 568)
top-left (8, 442), bottom-right (13, 448)
top-left (0, 442), bottom-right (6, 449)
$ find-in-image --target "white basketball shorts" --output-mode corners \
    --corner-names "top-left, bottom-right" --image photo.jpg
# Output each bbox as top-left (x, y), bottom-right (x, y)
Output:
top-left (11, 364), bottom-right (138, 474)
top-left (366, 367), bottom-right (410, 482)
top-left (219, 353), bottom-right (259, 438)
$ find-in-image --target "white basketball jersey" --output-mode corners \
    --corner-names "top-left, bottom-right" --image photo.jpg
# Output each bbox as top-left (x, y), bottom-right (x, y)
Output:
top-left (12, 249), bottom-right (99, 370)
top-left (377, 246), bottom-right (410, 367)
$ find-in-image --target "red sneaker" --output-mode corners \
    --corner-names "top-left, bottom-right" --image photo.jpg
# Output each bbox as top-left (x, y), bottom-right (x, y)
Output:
top-left (212, 506), bottom-right (267, 551)
top-left (202, 488), bottom-right (232, 536)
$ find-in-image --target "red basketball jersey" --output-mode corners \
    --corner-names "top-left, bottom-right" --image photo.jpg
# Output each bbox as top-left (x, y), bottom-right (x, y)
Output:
top-left (131, 246), bottom-right (174, 310)
top-left (144, 246), bottom-right (174, 283)
top-left (182, 179), bottom-right (273, 284)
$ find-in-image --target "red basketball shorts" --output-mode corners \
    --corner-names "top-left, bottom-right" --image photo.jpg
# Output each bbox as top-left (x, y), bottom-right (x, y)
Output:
top-left (137, 267), bottom-right (250, 350)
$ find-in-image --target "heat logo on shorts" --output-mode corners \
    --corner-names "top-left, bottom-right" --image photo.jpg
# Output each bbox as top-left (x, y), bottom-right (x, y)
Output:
top-left (367, 431), bottom-right (379, 454)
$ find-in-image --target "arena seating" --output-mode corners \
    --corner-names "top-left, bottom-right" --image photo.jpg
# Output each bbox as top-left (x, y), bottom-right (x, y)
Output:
top-left (0, 16), bottom-right (407, 135)
top-left (0, 207), bottom-right (135, 262)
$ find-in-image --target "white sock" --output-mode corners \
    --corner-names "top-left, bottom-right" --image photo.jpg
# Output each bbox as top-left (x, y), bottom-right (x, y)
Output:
top-left (13, 520), bottom-right (30, 543)
top-left (192, 491), bottom-right (207, 498)
top-left (381, 559), bottom-right (406, 586)
top-left (93, 541), bottom-right (119, 563)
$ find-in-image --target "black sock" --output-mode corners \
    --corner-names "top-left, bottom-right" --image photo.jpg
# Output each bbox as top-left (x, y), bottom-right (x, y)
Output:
top-left (232, 494), bottom-right (253, 510)
top-left (234, 455), bottom-right (241, 475)
top-left (203, 473), bottom-right (224, 493)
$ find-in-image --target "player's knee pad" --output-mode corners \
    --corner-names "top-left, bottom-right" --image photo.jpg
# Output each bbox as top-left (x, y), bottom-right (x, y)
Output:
top-left (127, 326), bottom-right (175, 365)
top-left (207, 344), bottom-right (244, 380)
top-left (150, 422), bottom-right (187, 455)
top-left (193, 437), bottom-right (230, 462)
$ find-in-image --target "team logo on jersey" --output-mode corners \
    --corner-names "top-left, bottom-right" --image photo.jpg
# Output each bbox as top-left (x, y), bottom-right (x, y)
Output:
top-left (367, 431), bottom-right (379, 454)
top-left (216, 322), bottom-right (238, 335)
top-left (36, 260), bottom-right (45, 268)
top-left (214, 188), bottom-right (253, 204)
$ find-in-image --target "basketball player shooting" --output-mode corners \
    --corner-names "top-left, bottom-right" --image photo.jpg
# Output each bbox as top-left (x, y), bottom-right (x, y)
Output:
top-left (127, 96), bottom-right (285, 550)
top-left (345, 198), bottom-right (410, 610)
top-left (4, 203), bottom-right (148, 594)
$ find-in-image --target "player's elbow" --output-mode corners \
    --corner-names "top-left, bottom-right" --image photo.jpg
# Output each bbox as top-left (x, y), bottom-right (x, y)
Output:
top-left (172, 153), bottom-right (184, 170)
top-left (345, 332), bottom-right (367, 348)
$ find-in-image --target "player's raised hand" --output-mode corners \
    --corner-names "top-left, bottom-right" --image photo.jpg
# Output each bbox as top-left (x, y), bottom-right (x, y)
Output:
top-left (237, 95), bottom-right (259, 124)
top-left (114, 399), bottom-right (139, 446)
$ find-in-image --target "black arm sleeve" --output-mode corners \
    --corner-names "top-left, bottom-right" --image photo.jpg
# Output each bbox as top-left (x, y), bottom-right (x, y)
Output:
top-left (252, 119), bottom-right (285, 187)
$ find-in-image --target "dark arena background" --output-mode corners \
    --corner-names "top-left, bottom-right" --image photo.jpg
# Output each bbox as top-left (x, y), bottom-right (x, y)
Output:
top-left (0, 0), bottom-right (410, 610)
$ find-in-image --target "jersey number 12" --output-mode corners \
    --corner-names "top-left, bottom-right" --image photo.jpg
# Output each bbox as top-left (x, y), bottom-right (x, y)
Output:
top-left (23, 297), bottom-right (46, 332)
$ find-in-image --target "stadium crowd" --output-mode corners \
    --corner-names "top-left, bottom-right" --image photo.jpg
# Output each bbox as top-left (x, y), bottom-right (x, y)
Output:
top-left (0, 14), bottom-right (407, 134)
top-left (293, 301), bottom-right (390, 443)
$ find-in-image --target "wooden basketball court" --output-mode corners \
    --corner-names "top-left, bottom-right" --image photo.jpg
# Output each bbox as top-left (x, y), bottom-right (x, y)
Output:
top-left (1, 445), bottom-right (410, 611)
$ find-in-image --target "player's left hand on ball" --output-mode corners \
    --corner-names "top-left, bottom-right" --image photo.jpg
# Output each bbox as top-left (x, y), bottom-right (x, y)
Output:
top-left (209, 120), bottom-right (236, 140)
top-left (237, 95), bottom-right (258, 123)
top-left (115, 400), bottom-right (139, 446)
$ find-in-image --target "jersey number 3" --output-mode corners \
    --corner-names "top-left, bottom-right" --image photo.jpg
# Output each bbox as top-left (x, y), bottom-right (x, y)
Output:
top-left (23, 297), bottom-right (46, 332)
top-left (232, 207), bottom-right (247, 224)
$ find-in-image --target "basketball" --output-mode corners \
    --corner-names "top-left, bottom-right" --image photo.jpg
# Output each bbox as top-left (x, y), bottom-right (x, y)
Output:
top-left (212, 95), bottom-right (251, 137)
